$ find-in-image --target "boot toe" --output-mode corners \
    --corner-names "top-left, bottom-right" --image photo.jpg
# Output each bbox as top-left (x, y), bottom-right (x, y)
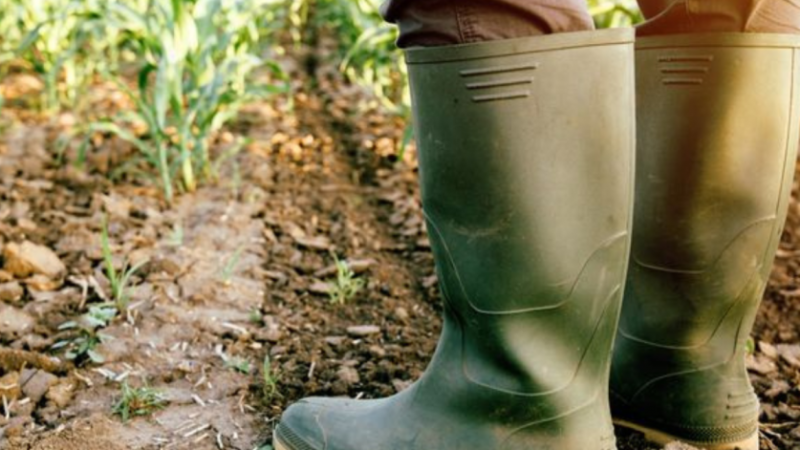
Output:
top-left (275, 399), bottom-right (329, 450)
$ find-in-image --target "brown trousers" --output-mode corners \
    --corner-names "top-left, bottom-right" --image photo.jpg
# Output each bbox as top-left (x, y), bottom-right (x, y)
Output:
top-left (380, 0), bottom-right (800, 47)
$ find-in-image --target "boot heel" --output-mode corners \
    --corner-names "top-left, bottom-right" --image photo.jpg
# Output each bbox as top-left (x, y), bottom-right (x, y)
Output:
top-left (614, 418), bottom-right (759, 450)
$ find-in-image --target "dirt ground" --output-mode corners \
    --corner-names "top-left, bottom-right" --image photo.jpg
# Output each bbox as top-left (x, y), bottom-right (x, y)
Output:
top-left (2, 42), bottom-right (800, 450)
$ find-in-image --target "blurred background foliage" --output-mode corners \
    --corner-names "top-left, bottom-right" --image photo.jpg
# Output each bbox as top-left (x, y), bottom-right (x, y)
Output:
top-left (0, 0), bottom-right (642, 199)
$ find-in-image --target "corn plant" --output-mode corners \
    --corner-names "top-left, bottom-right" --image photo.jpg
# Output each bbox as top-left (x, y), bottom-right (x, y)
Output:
top-left (8, 0), bottom-right (117, 112)
top-left (82, 0), bottom-right (287, 202)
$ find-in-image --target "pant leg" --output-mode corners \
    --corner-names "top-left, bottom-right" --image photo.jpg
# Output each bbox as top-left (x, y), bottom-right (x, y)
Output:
top-left (379, 0), bottom-right (594, 48)
top-left (637, 0), bottom-right (800, 35)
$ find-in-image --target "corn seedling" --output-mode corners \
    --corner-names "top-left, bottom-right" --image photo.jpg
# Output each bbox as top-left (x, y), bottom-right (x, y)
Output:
top-left (113, 381), bottom-right (168, 422)
top-left (166, 223), bottom-right (184, 247)
top-left (225, 357), bottom-right (251, 374)
top-left (53, 304), bottom-right (118, 364)
top-left (101, 217), bottom-right (149, 311)
top-left (261, 355), bottom-right (279, 402)
top-left (220, 245), bottom-right (245, 285)
top-left (328, 256), bottom-right (364, 305)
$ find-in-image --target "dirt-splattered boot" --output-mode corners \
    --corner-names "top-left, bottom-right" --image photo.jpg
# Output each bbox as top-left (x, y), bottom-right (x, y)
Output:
top-left (274, 29), bottom-right (635, 450)
top-left (611, 33), bottom-right (800, 450)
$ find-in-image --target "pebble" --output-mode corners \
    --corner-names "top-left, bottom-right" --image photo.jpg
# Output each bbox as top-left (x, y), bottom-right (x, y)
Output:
top-left (308, 282), bottom-right (332, 296)
top-left (21, 370), bottom-right (58, 404)
top-left (745, 354), bottom-right (777, 375)
top-left (324, 336), bottom-right (345, 346)
top-left (759, 341), bottom-right (779, 359)
top-left (314, 259), bottom-right (376, 278)
top-left (346, 325), bottom-right (381, 337)
top-left (0, 304), bottom-right (35, 340)
top-left (293, 236), bottom-right (331, 251)
top-left (45, 379), bottom-right (74, 408)
top-left (336, 366), bottom-right (360, 385)
top-left (0, 282), bottom-right (23, 302)
top-left (23, 274), bottom-right (62, 292)
top-left (0, 372), bottom-right (21, 401)
top-left (2, 241), bottom-right (66, 280)
top-left (394, 307), bottom-right (410, 322)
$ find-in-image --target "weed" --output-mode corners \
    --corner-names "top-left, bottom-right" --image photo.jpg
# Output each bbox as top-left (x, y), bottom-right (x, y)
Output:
top-left (101, 216), bottom-right (148, 311)
top-left (327, 256), bottom-right (364, 305)
top-left (112, 381), bottom-right (168, 422)
top-left (53, 304), bottom-right (118, 364)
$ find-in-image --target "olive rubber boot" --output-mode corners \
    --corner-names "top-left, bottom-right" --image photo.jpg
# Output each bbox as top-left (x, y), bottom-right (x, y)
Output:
top-left (611, 33), bottom-right (800, 450)
top-left (274, 29), bottom-right (635, 450)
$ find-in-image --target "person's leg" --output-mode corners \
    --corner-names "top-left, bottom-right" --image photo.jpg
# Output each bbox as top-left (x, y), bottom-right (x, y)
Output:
top-left (637, 0), bottom-right (800, 35)
top-left (611, 2), bottom-right (800, 449)
top-left (379, 0), bottom-right (594, 47)
top-left (272, 3), bottom-right (638, 450)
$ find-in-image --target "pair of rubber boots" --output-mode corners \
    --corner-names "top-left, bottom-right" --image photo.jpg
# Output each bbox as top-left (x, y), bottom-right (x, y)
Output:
top-left (274, 30), bottom-right (800, 450)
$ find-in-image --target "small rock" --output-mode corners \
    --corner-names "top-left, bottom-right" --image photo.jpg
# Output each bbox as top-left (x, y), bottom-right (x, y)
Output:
top-left (3, 241), bottom-right (66, 280)
top-left (308, 281), bottom-right (332, 296)
top-left (776, 344), bottom-right (800, 368)
top-left (3, 416), bottom-right (31, 438)
top-left (324, 336), bottom-right (345, 346)
top-left (336, 366), bottom-right (360, 385)
top-left (0, 282), bottom-right (24, 302)
top-left (21, 370), bottom-right (58, 404)
top-left (369, 345), bottom-right (387, 358)
top-left (759, 341), bottom-right (779, 359)
top-left (45, 379), bottom-right (75, 408)
top-left (314, 259), bottom-right (376, 278)
top-left (392, 379), bottom-right (412, 393)
top-left (270, 346), bottom-right (287, 356)
top-left (394, 307), bottom-right (410, 322)
top-left (293, 235), bottom-right (331, 251)
top-left (254, 315), bottom-right (283, 343)
top-left (23, 274), bottom-right (62, 292)
top-left (0, 304), bottom-right (35, 340)
top-left (664, 442), bottom-right (701, 450)
top-left (745, 354), bottom-right (777, 375)
top-left (0, 372), bottom-right (21, 401)
top-left (347, 325), bottom-right (381, 337)
top-left (764, 380), bottom-right (791, 399)
top-left (101, 194), bottom-right (131, 219)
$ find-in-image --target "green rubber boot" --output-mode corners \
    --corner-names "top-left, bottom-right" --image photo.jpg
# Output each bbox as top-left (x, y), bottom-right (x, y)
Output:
top-left (611, 33), bottom-right (800, 450)
top-left (274, 29), bottom-right (635, 450)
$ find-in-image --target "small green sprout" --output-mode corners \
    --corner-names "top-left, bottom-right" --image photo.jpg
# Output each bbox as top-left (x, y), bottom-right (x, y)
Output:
top-left (101, 216), bottom-right (148, 310)
top-left (261, 355), bottom-right (278, 402)
top-left (225, 357), bottom-right (251, 374)
top-left (113, 381), bottom-right (168, 422)
top-left (220, 245), bottom-right (245, 285)
top-left (328, 256), bottom-right (364, 305)
top-left (53, 304), bottom-right (118, 364)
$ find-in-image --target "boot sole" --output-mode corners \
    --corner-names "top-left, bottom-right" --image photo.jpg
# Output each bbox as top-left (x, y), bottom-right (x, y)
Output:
top-left (273, 432), bottom-right (290, 450)
top-left (613, 418), bottom-right (758, 450)
top-left (277, 422), bottom-right (757, 450)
